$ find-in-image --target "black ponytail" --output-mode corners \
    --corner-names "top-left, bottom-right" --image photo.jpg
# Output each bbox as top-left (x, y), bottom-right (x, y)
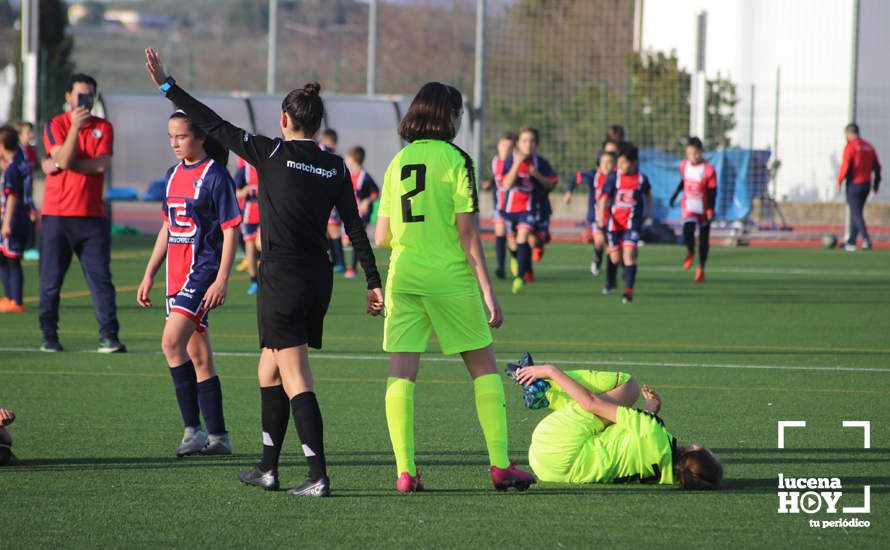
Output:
top-left (281, 82), bottom-right (324, 137)
top-left (169, 111), bottom-right (229, 166)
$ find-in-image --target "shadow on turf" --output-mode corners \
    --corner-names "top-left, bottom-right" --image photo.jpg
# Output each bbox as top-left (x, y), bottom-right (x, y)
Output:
top-left (0, 450), bottom-right (513, 473)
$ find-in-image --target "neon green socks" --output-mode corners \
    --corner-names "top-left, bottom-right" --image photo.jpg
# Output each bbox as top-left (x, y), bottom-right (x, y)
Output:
top-left (473, 373), bottom-right (510, 469)
top-left (385, 377), bottom-right (416, 476)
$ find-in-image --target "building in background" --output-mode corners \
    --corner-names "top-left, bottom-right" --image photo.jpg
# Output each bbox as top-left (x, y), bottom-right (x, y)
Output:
top-left (640, 0), bottom-right (888, 202)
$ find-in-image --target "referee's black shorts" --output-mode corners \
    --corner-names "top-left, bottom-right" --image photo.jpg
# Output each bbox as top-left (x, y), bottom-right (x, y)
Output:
top-left (257, 259), bottom-right (333, 349)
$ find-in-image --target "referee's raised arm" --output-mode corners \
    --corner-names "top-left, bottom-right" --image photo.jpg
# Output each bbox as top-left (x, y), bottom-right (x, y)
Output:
top-left (145, 48), bottom-right (273, 166)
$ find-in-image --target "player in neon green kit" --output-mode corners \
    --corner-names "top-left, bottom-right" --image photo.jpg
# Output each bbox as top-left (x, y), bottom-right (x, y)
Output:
top-left (511, 356), bottom-right (723, 489)
top-left (375, 82), bottom-right (535, 493)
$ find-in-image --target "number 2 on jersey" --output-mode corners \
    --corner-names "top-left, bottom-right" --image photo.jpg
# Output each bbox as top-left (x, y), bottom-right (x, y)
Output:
top-left (401, 164), bottom-right (426, 223)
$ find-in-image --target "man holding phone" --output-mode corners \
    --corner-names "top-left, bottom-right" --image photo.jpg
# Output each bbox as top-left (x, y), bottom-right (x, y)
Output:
top-left (40, 73), bottom-right (125, 353)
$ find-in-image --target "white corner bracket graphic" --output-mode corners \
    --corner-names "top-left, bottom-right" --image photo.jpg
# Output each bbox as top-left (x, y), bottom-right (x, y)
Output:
top-left (842, 486), bottom-right (871, 514)
top-left (842, 421), bottom-right (871, 449)
top-left (777, 420), bottom-right (806, 449)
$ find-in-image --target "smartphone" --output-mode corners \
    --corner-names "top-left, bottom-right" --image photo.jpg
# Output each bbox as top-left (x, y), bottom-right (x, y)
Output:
top-left (77, 93), bottom-right (93, 111)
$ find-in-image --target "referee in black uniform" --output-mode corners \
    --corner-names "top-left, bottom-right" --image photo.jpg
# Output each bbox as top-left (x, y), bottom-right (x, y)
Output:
top-left (146, 49), bottom-right (384, 497)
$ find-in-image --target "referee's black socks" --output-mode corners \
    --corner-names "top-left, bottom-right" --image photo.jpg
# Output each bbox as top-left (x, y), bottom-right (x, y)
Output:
top-left (259, 384), bottom-right (289, 472)
top-left (291, 392), bottom-right (327, 481)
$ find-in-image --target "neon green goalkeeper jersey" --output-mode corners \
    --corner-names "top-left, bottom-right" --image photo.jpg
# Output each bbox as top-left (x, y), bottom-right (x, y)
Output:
top-left (379, 139), bottom-right (480, 295)
top-left (574, 407), bottom-right (676, 485)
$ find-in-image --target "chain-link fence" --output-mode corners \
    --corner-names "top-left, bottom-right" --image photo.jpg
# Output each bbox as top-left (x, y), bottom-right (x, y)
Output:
top-left (11, 0), bottom-right (888, 225)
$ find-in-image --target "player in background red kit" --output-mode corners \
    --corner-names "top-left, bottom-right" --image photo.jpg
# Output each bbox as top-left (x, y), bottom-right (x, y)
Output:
top-left (481, 132), bottom-right (516, 280)
top-left (837, 123), bottom-right (881, 251)
top-left (343, 146), bottom-right (379, 280)
top-left (670, 137), bottom-right (717, 283)
top-left (501, 127), bottom-right (557, 294)
top-left (598, 144), bottom-right (651, 303)
top-left (235, 156), bottom-right (261, 294)
top-left (565, 151), bottom-right (615, 277)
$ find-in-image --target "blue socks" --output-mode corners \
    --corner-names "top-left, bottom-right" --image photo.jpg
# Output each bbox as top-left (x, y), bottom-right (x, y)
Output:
top-left (517, 243), bottom-right (532, 278)
top-left (495, 236), bottom-right (507, 272)
top-left (169, 360), bottom-right (200, 428)
top-left (605, 256), bottom-right (617, 289)
top-left (623, 264), bottom-right (637, 291)
top-left (197, 375), bottom-right (226, 435)
top-left (170, 361), bottom-right (226, 434)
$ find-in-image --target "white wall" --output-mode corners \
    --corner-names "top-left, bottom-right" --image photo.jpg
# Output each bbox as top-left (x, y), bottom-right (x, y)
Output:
top-left (856, 0), bottom-right (890, 191)
top-left (641, 0), bottom-right (857, 201)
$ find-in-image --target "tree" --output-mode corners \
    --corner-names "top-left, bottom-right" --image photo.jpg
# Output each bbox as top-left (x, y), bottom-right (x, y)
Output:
top-left (226, 0), bottom-right (268, 32)
top-left (628, 51), bottom-right (737, 155)
top-left (9, 0), bottom-right (74, 125)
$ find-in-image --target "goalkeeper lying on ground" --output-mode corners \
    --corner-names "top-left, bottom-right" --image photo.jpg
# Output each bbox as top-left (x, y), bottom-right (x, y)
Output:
top-left (507, 354), bottom-right (723, 490)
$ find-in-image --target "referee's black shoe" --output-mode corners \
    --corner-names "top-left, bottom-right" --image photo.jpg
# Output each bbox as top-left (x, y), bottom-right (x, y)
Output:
top-left (286, 475), bottom-right (331, 497)
top-left (239, 466), bottom-right (280, 491)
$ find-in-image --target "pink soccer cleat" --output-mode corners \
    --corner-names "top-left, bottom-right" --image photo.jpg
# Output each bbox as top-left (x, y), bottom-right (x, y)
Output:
top-left (490, 462), bottom-right (536, 492)
top-left (682, 253), bottom-right (695, 270)
top-left (396, 470), bottom-right (424, 493)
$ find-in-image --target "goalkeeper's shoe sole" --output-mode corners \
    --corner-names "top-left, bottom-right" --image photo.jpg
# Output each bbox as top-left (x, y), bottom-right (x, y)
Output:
top-left (505, 353), bottom-right (550, 409)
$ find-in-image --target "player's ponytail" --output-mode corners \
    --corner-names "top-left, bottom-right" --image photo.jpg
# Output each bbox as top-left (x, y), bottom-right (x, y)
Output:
top-left (168, 111), bottom-right (229, 166)
top-left (281, 82), bottom-right (324, 137)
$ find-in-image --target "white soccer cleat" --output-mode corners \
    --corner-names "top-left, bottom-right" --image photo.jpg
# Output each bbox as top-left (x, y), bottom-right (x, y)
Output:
top-left (176, 426), bottom-right (209, 457)
top-left (201, 432), bottom-right (233, 456)
top-left (590, 261), bottom-right (600, 276)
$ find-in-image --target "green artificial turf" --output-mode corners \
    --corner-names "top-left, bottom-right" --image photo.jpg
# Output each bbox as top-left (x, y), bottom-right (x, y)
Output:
top-left (1, 237), bottom-right (887, 548)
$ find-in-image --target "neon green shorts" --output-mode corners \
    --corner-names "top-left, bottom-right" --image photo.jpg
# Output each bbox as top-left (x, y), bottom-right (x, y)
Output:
top-left (383, 291), bottom-right (492, 355)
top-left (529, 403), bottom-right (606, 483)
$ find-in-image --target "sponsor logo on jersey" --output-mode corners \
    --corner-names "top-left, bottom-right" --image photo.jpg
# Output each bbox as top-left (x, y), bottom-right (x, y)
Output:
top-left (167, 200), bottom-right (197, 241)
top-left (286, 160), bottom-right (337, 179)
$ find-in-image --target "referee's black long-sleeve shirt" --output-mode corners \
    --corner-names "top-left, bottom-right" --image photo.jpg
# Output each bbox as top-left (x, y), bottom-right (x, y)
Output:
top-left (165, 84), bottom-right (381, 289)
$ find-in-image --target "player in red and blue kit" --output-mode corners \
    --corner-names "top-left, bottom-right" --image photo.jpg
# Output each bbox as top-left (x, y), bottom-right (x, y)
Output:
top-left (320, 129), bottom-right (348, 272)
top-left (137, 111), bottom-right (241, 457)
top-left (565, 151), bottom-right (616, 277)
top-left (0, 127), bottom-right (32, 313)
top-left (234, 156), bottom-right (261, 294)
top-left (481, 132), bottom-right (516, 280)
top-left (598, 144), bottom-right (651, 303)
top-left (344, 146), bottom-right (379, 280)
top-left (670, 137), bottom-right (717, 283)
top-left (501, 126), bottom-right (557, 294)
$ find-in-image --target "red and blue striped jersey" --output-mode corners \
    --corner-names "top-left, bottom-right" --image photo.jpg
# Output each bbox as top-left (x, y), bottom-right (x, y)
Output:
top-left (235, 156), bottom-right (261, 224)
top-left (491, 155), bottom-right (508, 211)
top-left (603, 171), bottom-right (651, 231)
top-left (351, 170), bottom-right (380, 202)
top-left (572, 168), bottom-right (611, 224)
top-left (500, 154), bottom-right (557, 214)
top-left (162, 158), bottom-right (242, 296)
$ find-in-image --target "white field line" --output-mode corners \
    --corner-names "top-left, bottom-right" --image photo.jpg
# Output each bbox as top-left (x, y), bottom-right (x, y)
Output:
top-left (2, 347), bottom-right (888, 373)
